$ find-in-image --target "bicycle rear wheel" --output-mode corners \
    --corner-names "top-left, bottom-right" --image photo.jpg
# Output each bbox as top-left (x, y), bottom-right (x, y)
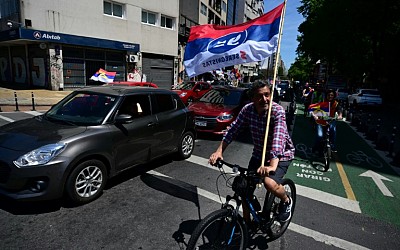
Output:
top-left (262, 179), bottom-right (296, 241)
top-left (187, 208), bottom-right (248, 250)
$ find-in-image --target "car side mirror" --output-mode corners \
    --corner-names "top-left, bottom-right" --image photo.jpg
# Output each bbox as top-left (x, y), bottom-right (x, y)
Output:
top-left (115, 114), bottom-right (133, 124)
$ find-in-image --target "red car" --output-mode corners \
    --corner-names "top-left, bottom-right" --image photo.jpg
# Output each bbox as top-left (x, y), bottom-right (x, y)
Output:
top-left (188, 86), bottom-right (250, 134)
top-left (172, 81), bottom-right (212, 105)
top-left (106, 81), bottom-right (158, 88)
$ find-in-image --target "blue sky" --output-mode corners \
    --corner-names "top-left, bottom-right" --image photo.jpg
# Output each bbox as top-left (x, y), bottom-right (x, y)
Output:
top-left (264, 0), bottom-right (304, 68)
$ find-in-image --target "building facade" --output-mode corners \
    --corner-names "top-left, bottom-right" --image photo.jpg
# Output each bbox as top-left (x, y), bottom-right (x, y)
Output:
top-left (0, 0), bottom-right (179, 90)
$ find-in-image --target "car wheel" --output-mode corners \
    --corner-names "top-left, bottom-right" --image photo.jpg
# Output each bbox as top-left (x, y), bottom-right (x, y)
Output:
top-left (65, 159), bottom-right (107, 205)
top-left (177, 131), bottom-right (195, 159)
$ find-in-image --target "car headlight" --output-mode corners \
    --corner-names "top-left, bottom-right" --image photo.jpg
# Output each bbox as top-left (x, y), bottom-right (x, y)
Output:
top-left (180, 92), bottom-right (187, 97)
top-left (217, 113), bottom-right (233, 121)
top-left (13, 143), bottom-right (66, 167)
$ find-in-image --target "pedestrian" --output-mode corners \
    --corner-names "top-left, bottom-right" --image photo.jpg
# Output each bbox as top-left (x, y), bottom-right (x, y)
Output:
top-left (209, 80), bottom-right (295, 225)
top-left (302, 83), bottom-right (313, 117)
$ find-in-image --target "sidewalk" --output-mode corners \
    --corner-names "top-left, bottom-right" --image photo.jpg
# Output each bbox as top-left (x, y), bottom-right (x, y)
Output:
top-left (0, 87), bottom-right (72, 112)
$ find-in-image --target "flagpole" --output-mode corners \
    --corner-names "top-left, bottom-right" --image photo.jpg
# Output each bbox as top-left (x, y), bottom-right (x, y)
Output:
top-left (261, 0), bottom-right (288, 167)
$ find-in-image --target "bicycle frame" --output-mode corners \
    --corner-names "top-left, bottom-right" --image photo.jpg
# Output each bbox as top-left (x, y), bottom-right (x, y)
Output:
top-left (217, 161), bottom-right (277, 233)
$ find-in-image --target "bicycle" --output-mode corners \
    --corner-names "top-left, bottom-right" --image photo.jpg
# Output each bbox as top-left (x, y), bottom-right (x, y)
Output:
top-left (186, 159), bottom-right (296, 249)
top-left (312, 114), bottom-right (338, 172)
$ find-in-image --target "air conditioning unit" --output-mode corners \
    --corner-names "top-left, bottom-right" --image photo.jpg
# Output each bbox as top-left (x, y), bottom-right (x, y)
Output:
top-left (129, 55), bottom-right (139, 63)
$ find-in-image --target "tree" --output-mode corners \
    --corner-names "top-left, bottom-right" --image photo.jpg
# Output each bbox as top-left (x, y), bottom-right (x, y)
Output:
top-left (293, 0), bottom-right (400, 102)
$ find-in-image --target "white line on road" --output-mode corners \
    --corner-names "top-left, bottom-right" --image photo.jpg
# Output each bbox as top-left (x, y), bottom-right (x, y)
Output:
top-left (0, 115), bottom-right (14, 122)
top-left (148, 169), bottom-right (370, 250)
top-left (186, 155), bottom-right (361, 213)
top-left (24, 111), bottom-right (43, 116)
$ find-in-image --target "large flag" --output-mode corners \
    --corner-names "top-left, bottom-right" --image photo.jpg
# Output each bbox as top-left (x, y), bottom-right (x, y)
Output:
top-left (183, 3), bottom-right (284, 78)
top-left (90, 68), bottom-right (116, 83)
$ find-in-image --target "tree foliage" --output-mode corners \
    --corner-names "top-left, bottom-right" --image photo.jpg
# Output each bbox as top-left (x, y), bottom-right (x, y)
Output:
top-left (292, 0), bottom-right (400, 99)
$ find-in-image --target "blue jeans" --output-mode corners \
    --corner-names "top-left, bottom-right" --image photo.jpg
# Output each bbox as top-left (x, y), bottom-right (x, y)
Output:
top-left (315, 121), bottom-right (337, 150)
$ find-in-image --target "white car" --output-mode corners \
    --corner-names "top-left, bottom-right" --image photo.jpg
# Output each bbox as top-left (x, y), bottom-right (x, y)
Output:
top-left (336, 88), bottom-right (349, 101)
top-left (347, 88), bottom-right (382, 106)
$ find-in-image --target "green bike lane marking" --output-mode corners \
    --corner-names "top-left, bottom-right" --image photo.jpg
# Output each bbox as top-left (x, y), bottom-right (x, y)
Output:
top-left (289, 108), bottom-right (400, 228)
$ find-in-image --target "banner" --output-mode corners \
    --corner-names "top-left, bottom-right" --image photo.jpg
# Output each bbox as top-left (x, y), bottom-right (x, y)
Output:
top-left (183, 3), bottom-right (284, 77)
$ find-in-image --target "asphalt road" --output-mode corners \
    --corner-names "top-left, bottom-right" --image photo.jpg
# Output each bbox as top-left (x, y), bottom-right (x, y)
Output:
top-left (0, 109), bottom-right (399, 250)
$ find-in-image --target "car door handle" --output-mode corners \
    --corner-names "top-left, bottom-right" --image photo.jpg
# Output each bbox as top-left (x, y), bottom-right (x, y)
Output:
top-left (147, 122), bottom-right (158, 127)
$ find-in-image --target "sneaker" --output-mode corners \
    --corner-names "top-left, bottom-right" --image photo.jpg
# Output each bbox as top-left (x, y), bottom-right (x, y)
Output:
top-left (278, 197), bottom-right (292, 222)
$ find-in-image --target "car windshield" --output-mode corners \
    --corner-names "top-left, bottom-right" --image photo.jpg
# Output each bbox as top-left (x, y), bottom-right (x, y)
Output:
top-left (199, 89), bottom-right (242, 106)
top-left (176, 82), bottom-right (195, 90)
top-left (277, 84), bottom-right (288, 90)
top-left (45, 92), bottom-right (118, 125)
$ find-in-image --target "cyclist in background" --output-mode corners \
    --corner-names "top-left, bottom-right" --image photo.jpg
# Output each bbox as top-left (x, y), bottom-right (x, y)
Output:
top-left (311, 89), bottom-right (343, 153)
top-left (209, 80), bottom-right (295, 224)
top-left (310, 83), bottom-right (324, 105)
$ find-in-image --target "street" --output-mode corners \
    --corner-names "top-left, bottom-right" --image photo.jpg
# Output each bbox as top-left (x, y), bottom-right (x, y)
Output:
top-left (0, 108), bottom-right (399, 249)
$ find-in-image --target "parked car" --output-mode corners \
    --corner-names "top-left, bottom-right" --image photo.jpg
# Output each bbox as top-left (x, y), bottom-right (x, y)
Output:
top-left (106, 81), bottom-right (158, 88)
top-left (0, 86), bottom-right (196, 204)
top-left (188, 86), bottom-right (250, 134)
top-left (336, 88), bottom-right (350, 101)
top-left (172, 81), bottom-right (212, 105)
top-left (347, 88), bottom-right (383, 107)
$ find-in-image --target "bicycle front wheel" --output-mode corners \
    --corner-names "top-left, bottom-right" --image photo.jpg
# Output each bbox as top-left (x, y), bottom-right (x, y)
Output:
top-left (323, 145), bottom-right (331, 171)
top-left (187, 208), bottom-right (248, 250)
top-left (263, 179), bottom-right (297, 241)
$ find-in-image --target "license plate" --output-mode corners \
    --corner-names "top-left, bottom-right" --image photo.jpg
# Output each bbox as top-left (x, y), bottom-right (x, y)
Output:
top-left (195, 121), bottom-right (207, 126)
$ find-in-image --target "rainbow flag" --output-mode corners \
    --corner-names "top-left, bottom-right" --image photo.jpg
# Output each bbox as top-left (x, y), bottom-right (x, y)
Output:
top-left (90, 68), bottom-right (116, 83)
top-left (308, 101), bottom-right (330, 116)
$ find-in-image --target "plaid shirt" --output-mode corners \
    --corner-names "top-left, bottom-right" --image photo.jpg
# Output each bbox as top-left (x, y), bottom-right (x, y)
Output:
top-left (223, 102), bottom-right (295, 163)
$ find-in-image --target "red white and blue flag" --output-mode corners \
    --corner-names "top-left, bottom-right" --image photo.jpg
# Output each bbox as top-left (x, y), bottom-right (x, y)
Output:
top-left (90, 68), bottom-right (116, 83)
top-left (183, 3), bottom-right (284, 78)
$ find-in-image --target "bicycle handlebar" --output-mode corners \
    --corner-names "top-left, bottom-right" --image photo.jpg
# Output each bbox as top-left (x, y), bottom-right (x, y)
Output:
top-left (215, 159), bottom-right (275, 177)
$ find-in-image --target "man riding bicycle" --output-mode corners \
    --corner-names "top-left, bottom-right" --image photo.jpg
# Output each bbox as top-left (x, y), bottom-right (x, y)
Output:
top-left (310, 89), bottom-right (343, 153)
top-left (209, 80), bottom-right (295, 224)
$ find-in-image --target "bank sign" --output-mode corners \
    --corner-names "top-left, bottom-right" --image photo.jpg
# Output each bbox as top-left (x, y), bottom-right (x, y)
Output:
top-left (11, 28), bottom-right (140, 52)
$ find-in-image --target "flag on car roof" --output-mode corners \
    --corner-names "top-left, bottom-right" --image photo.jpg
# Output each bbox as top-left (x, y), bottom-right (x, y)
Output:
top-left (308, 101), bottom-right (330, 116)
top-left (90, 68), bottom-right (116, 83)
top-left (183, 3), bottom-right (284, 78)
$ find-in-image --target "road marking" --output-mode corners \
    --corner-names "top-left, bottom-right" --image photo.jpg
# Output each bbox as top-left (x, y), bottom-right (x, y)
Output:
top-left (0, 115), bottom-right (14, 122)
top-left (186, 155), bottom-right (361, 213)
top-left (289, 224), bottom-right (370, 250)
top-left (148, 169), bottom-right (369, 250)
top-left (360, 170), bottom-right (394, 197)
top-left (24, 111), bottom-right (43, 116)
top-left (335, 154), bottom-right (357, 200)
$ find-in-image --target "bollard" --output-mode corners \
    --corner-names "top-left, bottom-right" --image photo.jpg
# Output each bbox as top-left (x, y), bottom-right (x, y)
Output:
top-left (387, 127), bottom-right (397, 158)
top-left (14, 92), bottom-right (19, 111)
top-left (31, 92), bottom-right (36, 111)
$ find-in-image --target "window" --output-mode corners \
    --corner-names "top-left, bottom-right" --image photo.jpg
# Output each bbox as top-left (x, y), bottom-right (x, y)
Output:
top-left (200, 3), bottom-right (207, 16)
top-left (161, 15), bottom-right (173, 29)
top-left (222, 1), bottom-right (227, 12)
top-left (142, 10), bottom-right (157, 25)
top-left (154, 94), bottom-right (174, 113)
top-left (103, 1), bottom-right (124, 18)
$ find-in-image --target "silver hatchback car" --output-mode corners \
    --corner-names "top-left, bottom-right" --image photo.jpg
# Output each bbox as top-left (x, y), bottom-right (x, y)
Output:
top-left (0, 86), bottom-right (196, 205)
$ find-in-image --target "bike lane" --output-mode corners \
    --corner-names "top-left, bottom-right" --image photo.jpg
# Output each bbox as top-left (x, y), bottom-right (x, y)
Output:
top-left (288, 113), bottom-right (400, 229)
